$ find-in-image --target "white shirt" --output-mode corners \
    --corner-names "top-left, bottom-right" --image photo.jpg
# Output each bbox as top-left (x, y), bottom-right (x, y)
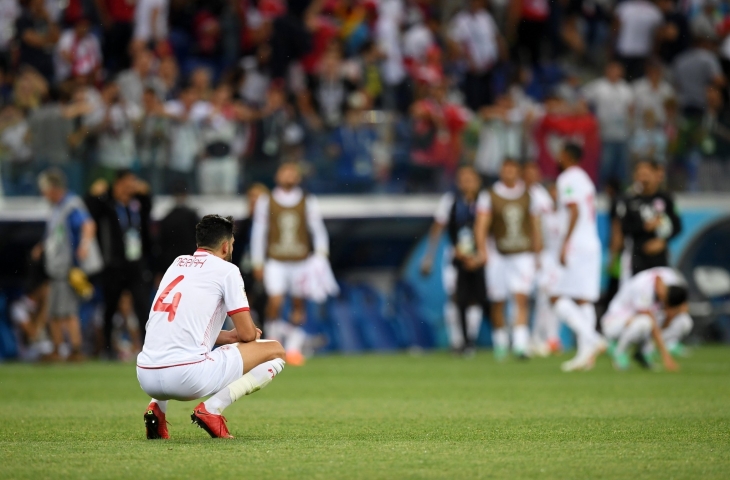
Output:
top-left (376, 13), bottom-right (406, 85)
top-left (615, 0), bottom-right (663, 57)
top-left (434, 192), bottom-right (455, 225)
top-left (530, 183), bottom-right (560, 253)
top-left (582, 78), bottom-right (634, 141)
top-left (403, 23), bottom-right (434, 63)
top-left (134, 0), bottom-right (169, 42)
top-left (164, 100), bottom-right (202, 173)
top-left (632, 78), bottom-right (675, 125)
top-left (556, 166), bottom-right (600, 252)
top-left (0, 0), bottom-right (20, 51)
top-left (609, 267), bottom-right (683, 317)
top-left (250, 187), bottom-right (329, 266)
top-left (449, 9), bottom-right (499, 72)
top-left (476, 181), bottom-right (538, 214)
top-left (137, 250), bottom-right (249, 368)
top-left (55, 30), bottom-right (102, 82)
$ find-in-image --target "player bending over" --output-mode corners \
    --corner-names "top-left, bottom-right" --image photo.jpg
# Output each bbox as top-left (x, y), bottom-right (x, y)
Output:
top-left (601, 267), bottom-right (690, 371)
top-left (137, 215), bottom-right (285, 439)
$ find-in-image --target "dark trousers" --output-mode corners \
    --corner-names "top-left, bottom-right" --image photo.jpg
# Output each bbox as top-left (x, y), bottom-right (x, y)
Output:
top-left (617, 55), bottom-right (647, 81)
top-left (515, 19), bottom-right (547, 67)
top-left (102, 264), bottom-right (150, 353)
top-left (103, 22), bottom-right (133, 74)
top-left (462, 70), bottom-right (494, 112)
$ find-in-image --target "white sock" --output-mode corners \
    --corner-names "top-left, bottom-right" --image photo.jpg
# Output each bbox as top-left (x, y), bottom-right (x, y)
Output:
top-left (616, 315), bottom-right (653, 355)
top-left (445, 302), bottom-right (464, 349)
top-left (492, 327), bottom-right (509, 351)
top-left (513, 325), bottom-right (529, 354)
top-left (151, 399), bottom-right (167, 413)
top-left (580, 304), bottom-right (597, 330)
top-left (204, 358), bottom-right (285, 414)
top-left (465, 306), bottom-right (483, 344)
top-left (554, 297), bottom-right (599, 353)
top-left (284, 326), bottom-right (306, 353)
top-left (532, 291), bottom-right (551, 345)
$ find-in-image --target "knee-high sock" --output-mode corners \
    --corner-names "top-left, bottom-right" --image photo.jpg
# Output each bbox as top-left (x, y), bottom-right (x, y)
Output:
top-left (204, 358), bottom-right (285, 414)
top-left (492, 327), bottom-right (509, 351)
top-left (616, 315), bottom-right (653, 355)
top-left (513, 324), bottom-right (529, 354)
top-left (580, 303), bottom-right (597, 330)
top-left (662, 312), bottom-right (693, 350)
top-left (554, 297), bottom-right (599, 353)
top-left (150, 399), bottom-right (167, 413)
top-left (445, 302), bottom-right (464, 349)
top-left (285, 326), bottom-right (306, 353)
top-left (466, 305), bottom-right (483, 344)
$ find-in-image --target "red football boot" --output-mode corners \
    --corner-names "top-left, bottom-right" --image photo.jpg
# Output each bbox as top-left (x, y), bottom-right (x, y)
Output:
top-left (191, 403), bottom-right (234, 439)
top-left (144, 402), bottom-right (170, 439)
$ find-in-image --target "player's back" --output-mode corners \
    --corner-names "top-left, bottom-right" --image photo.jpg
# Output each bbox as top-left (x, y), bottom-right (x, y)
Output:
top-left (556, 166), bottom-right (599, 250)
top-left (611, 267), bottom-right (679, 313)
top-left (137, 250), bottom-right (243, 368)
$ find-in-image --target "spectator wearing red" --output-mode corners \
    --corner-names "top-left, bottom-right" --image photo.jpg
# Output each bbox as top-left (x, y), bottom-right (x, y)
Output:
top-left (54, 17), bottom-right (102, 85)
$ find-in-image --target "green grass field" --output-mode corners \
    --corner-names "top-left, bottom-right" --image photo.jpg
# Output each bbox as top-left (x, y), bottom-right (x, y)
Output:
top-left (1, 348), bottom-right (729, 480)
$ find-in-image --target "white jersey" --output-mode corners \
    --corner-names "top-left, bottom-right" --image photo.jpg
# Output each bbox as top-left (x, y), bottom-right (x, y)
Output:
top-left (608, 267), bottom-right (683, 317)
top-left (556, 166), bottom-right (600, 252)
top-left (529, 183), bottom-right (561, 254)
top-left (137, 250), bottom-right (249, 368)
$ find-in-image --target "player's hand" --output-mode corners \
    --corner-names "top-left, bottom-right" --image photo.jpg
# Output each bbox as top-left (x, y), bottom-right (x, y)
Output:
top-left (76, 242), bottom-right (89, 261)
top-left (89, 179), bottom-right (109, 197)
top-left (663, 355), bottom-right (679, 372)
top-left (644, 217), bottom-right (661, 232)
top-left (420, 259), bottom-right (432, 277)
top-left (643, 238), bottom-right (666, 256)
top-left (255, 328), bottom-right (262, 340)
top-left (253, 267), bottom-right (264, 282)
top-left (560, 243), bottom-right (568, 266)
top-left (30, 243), bottom-right (43, 262)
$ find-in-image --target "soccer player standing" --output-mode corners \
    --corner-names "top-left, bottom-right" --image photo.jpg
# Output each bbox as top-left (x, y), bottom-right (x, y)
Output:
top-left (551, 144), bottom-right (606, 371)
top-left (250, 162), bottom-right (335, 366)
top-left (474, 159), bottom-right (542, 360)
top-left (137, 215), bottom-right (285, 439)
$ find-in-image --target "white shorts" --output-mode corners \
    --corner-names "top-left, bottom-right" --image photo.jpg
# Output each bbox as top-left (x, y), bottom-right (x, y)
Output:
top-left (136, 345), bottom-right (243, 401)
top-left (601, 308), bottom-right (634, 340)
top-left (487, 249), bottom-right (536, 302)
top-left (264, 259), bottom-right (309, 297)
top-left (554, 247), bottom-right (601, 302)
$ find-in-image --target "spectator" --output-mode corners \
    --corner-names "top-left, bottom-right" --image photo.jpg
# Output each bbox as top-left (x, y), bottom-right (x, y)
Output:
top-left (613, 0), bottom-right (664, 80)
top-left (309, 47), bottom-right (355, 129)
top-left (0, 0), bottom-right (20, 69)
top-left (672, 32), bottom-right (725, 117)
top-left (95, 0), bottom-right (136, 73)
top-left (189, 66), bottom-right (213, 101)
top-left (0, 104), bottom-right (32, 194)
top-left (631, 110), bottom-right (668, 164)
top-left (582, 61), bottom-right (634, 187)
top-left (116, 49), bottom-right (158, 108)
top-left (240, 45), bottom-right (272, 108)
top-left (27, 86), bottom-right (91, 194)
top-left (508, 0), bottom-right (550, 69)
top-left (157, 55), bottom-right (180, 100)
top-left (697, 85), bottom-right (730, 191)
top-left (38, 168), bottom-right (98, 362)
top-left (156, 180), bottom-right (199, 274)
top-left (84, 170), bottom-right (152, 358)
top-left (15, 0), bottom-right (60, 83)
top-left (54, 16), bottom-right (102, 85)
top-left (448, 0), bottom-right (503, 111)
top-left (138, 87), bottom-right (169, 193)
top-left (196, 82), bottom-right (243, 195)
top-left (10, 282), bottom-right (53, 362)
top-left (327, 92), bottom-right (378, 192)
top-left (632, 59), bottom-right (675, 126)
top-left (164, 85), bottom-right (202, 192)
top-left (85, 82), bottom-right (143, 179)
top-left (376, 0), bottom-right (408, 113)
top-left (247, 85), bottom-right (290, 187)
top-left (656, 0), bottom-right (690, 64)
top-left (133, 0), bottom-right (169, 52)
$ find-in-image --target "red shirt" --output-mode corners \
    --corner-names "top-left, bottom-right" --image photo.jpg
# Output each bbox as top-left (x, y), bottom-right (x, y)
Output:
top-left (107, 0), bottom-right (136, 23)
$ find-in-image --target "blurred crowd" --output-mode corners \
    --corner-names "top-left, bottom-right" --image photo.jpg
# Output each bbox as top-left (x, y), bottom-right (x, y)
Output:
top-left (2, 0), bottom-right (730, 196)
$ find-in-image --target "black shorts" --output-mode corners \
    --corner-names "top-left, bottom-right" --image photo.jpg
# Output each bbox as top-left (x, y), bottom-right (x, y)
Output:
top-left (453, 264), bottom-right (488, 307)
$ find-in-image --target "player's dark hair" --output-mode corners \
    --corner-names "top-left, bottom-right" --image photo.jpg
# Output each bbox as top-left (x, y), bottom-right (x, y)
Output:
top-left (666, 285), bottom-right (688, 308)
top-left (196, 215), bottom-right (235, 249)
top-left (114, 168), bottom-right (135, 183)
top-left (563, 143), bottom-right (583, 163)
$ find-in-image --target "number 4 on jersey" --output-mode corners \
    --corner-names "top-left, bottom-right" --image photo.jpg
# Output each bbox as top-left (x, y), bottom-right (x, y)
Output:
top-left (154, 275), bottom-right (184, 322)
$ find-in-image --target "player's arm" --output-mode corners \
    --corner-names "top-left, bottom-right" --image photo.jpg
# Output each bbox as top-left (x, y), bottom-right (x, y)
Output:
top-left (473, 210), bottom-right (491, 267)
top-left (530, 214), bottom-right (542, 254)
top-left (305, 195), bottom-right (329, 257)
top-left (228, 311), bottom-right (259, 343)
top-left (649, 313), bottom-right (679, 372)
top-left (420, 220), bottom-right (445, 276)
top-left (560, 203), bottom-right (579, 266)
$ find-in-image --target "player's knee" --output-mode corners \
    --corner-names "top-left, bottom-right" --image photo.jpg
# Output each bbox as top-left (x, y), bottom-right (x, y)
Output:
top-left (632, 314), bottom-right (653, 336)
top-left (269, 341), bottom-right (285, 361)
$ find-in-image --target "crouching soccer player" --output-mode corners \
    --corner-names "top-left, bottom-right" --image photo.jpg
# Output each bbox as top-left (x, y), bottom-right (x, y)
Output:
top-left (600, 267), bottom-right (691, 372)
top-left (136, 215), bottom-right (286, 439)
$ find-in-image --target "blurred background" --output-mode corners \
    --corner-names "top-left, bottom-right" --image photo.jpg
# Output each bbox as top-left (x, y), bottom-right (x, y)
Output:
top-left (1, 0), bottom-right (730, 361)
